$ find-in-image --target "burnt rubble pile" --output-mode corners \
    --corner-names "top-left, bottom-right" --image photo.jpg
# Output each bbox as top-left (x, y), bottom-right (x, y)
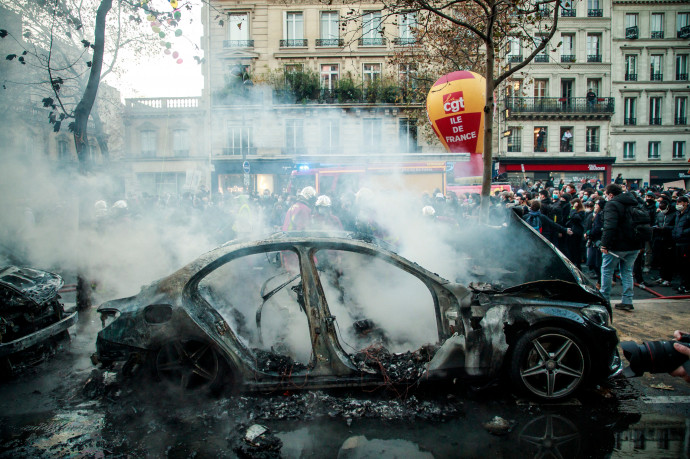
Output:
top-left (226, 391), bottom-right (463, 422)
top-left (228, 424), bottom-right (282, 459)
top-left (352, 345), bottom-right (438, 383)
top-left (252, 349), bottom-right (308, 375)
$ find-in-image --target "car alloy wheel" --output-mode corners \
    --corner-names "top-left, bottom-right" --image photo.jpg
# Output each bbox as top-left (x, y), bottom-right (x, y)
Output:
top-left (511, 327), bottom-right (589, 401)
top-left (155, 339), bottom-right (220, 391)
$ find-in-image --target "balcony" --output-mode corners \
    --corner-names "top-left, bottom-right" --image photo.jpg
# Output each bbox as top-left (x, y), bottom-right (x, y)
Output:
top-left (223, 40), bottom-right (254, 48)
top-left (677, 73), bottom-right (689, 81)
top-left (561, 54), bottom-right (576, 63)
top-left (534, 54), bottom-right (549, 62)
top-left (624, 117), bottom-right (637, 125)
top-left (315, 39), bottom-right (344, 47)
top-left (587, 54), bottom-right (602, 63)
top-left (272, 85), bottom-right (423, 105)
top-left (651, 31), bottom-right (664, 39)
top-left (651, 73), bottom-right (663, 81)
top-left (586, 142), bottom-right (599, 152)
top-left (625, 73), bottom-right (637, 81)
top-left (280, 39), bottom-right (308, 47)
top-left (626, 26), bottom-right (639, 39)
top-left (393, 38), bottom-right (417, 46)
top-left (649, 117), bottom-right (662, 125)
top-left (676, 117), bottom-right (688, 125)
top-left (508, 54), bottom-right (523, 63)
top-left (679, 25), bottom-right (690, 39)
top-left (561, 8), bottom-right (576, 17)
top-left (125, 97), bottom-right (200, 111)
top-left (588, 9), bottom-right (603, 17)
top-left (358, 38), bottom-right (387, 46)
top-left (221, 147), bottom-right (257, 156)
top-left (505, 97), bottom-right (615, 119)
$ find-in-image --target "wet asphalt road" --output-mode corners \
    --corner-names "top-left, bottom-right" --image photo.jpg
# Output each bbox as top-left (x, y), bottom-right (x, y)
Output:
top-left (2, 286), bottom-right (690, 458)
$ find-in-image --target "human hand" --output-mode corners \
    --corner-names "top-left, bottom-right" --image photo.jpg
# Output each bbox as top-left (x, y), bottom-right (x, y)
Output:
top-left (670, 330), bottom-right (690, 383)
top-left (600, 246), bottom-right (608, 254)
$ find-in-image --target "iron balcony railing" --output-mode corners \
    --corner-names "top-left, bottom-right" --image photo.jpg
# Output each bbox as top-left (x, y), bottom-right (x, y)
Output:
top-left (626, 26), bottom-right (639, 39)
top-left (272, 86), bottom-right (423, 104)
top-left (280, 39), bottom-right (308, 47)
top-left (679, 26), bottom-right (690, 39)
top-left (676, 117), bottom-right (688, 125)
top-left (534, 54), bottom-right (549, 62)
top-left (315, 39), bottom-right (344, 47)
top-left (586, 142), bottom-right (599, 152)
top-left (358, 38), bottom-right (387, 46)
top-left (676, 73), bottom-right (688, 81)
top-left (587, 54), bottom-right (602, 63)
top-left (508, 54), bottom-right (523, 63)
top-left (222, 147), bottom-right (257, 156)
top-left (649, 117), bottom-right (662, 125)
top-left (506, 97), bottom-right (615, 114)
top-left (561, 54), bottom-right (576, 63)
top-left (625, 73), bottom-right (637, 81)
top-left (624, 117), bottom-right (637, 125)
top-left (651, 31), bottom-right (664, 39)
top-left (223, 40), bottom-right (254, 48)
top-left (561, 8), bottom-right (576, 17)
top-left (651, 73), bottom-right (663, 81)
top-left (393, 38), bottom-right (416, 45)
top-left (588, 9), bottom-right (603, 17)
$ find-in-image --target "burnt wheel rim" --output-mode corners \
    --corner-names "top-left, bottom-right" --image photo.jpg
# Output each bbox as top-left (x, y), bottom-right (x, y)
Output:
top-left (156, 339), bottom-right (219, 390)
top-left (519, 333), bottom-right (585, 399)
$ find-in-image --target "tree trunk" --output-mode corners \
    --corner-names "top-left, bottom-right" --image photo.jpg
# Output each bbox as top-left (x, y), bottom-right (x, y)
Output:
top-left (480, 37), bottom-right (495, 221)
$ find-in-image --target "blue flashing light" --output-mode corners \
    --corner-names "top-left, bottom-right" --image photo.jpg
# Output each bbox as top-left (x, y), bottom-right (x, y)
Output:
top-left (297, 164), bottom-right (310, 171)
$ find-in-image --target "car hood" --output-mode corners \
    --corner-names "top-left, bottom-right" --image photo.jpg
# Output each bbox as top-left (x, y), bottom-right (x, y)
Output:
top-left (0, 266), bottom-right (64, 305)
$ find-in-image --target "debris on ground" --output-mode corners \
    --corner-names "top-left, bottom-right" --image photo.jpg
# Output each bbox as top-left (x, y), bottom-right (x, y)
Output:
top-left (483, 416), bottom-right (514, 435)
top-left (252, 349), bottom-right (308, 375)
top-left (228, 423), bottom-right (282, 459)
top-left (351, 344), bottom-right (438, 383)
top-left (649, 383), bottom-right (675, 391)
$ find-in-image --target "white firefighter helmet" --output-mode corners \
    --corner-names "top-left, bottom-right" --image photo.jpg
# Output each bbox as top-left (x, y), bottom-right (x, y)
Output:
top-left (112, 200), bottom-right (128, 209)
top-left (315, 195), bottom-right (332, 207)
top-left (94, 200), bottom-right (107, 211)
top-left (422, 206), bottom-right (436, 217)
top-left (355, 187), bottom-right (374, 204)
top-left (300, 186), bottom-right (317, 201)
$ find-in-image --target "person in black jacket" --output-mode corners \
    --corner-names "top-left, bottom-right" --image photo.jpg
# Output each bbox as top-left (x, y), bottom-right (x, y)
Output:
top-left (566, 198), bottom-right (585, 269)
top-left (538, 189), bottom-right (559, 246)
top-left (600, 184), bottom-right (642, 311)
top-left (642, 191), bottom-right (657, 273)
top-left (672, 196), bottom-right (690, 293)
top-left (652, 197), bottom-right (676, 286)
top-left (587, 199), bottom-right (606, 281)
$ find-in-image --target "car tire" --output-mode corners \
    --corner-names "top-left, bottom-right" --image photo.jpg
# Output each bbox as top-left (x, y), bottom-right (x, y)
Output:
top-left (154, 338), bottom-right (227, 394)
top-left (510, 327), bottom-right (590, 402)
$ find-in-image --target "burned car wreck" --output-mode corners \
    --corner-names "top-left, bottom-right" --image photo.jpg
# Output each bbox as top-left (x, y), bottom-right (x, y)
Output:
top-left (93, 213), bottom-right (622, 401)
top-left (0, 266), bottom-right (77, 376)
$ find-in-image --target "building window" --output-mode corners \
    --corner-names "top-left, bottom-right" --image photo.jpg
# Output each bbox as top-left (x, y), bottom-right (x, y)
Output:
top-left (673, 141), bottom-right (686, 159)
top-left (678, 12), bottom-right (690, 38)
top-left (586, 127), bottom-right (599, 152)
top-left (677, 54), bottom-right (689, 80)
top-left (321, 64), bottom-right (339, 91)
top-left (534, 79), bottom-right (548, 98)
top-left (561, 0), bottom-right (575, 17)
top-left (586, 34), bottom-right (601, 62)
top-left (625, 55), bottom-right (638, 81)
top-left (363, 118), bottom-right (382, 151)
top-left (226, 125), bottom-right (252, 156)
top-left (650, 55), bottom-right (663, 80)
top-left (283, 12), bottom-right (304, 47)
top-left (560, 127), bottom-right (573, 152)
top-left (361, 11), bottom-right (384, 46)
top-left (399, 118), bottom-right (418, 152)
top-left (626, 13), bottom-right (639, 39)
top-left (507, 37), bottom-right (522, 62)
top-left (172, 129), bottom-right (189, 157)
top-left (560, 34), bottom-right (575, 62)
top-left (651, 13), bottom-right (664, 38)
top-left (507, 127), bottom-right (522, 152)
top-left (587, 79), bottom-right (601, 97)
top-left (587, 0), bottom-right (602, 17)
top-left (141, 130), bottom-right (156, 157)
top-left (396, 12), bottom-right (417, 45)
top-left (225, 13), bottom-right (250, 47)
top-left (623, 142), bottom-right (635, 159)
top-left (285, 119), bottom-right (304, 153)
top-left (649, 97), bottom-right (662, 125)
top-left (534, 127), bottom-right (547, 152)
top-left (319, 11), bottom-right (339, 45)
top-left (399, 63), bottom-right (417, 89)
top-left (676, 97), bottom-right (688, 125)
top-left (648, 141), bottom-right (660, 159)
top-left (320, 119), bottom-right (340, 154)
top-left (624, 97), bottom-right (637, 125)
top-left (58, 139), bottom-right (69, 161)
top-left (363, 63), bottom-right (382, 85)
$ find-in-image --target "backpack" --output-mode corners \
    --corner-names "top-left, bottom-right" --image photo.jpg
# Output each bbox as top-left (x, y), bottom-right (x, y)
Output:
top-left (525, 212), bottom-right (542, 233)
top-left (626, 203), bottom-right (653, 243)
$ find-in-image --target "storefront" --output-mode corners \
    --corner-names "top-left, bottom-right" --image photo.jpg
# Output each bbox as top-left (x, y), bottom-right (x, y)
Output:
top-left (212, 159), bottom-right (293, 196)
top-left (497, 157), bottom-right (615, 188)
top-left (649, 169), bottom-right (690, 189)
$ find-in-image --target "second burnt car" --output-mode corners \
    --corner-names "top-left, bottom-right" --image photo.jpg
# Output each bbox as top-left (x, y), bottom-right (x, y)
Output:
top-left (93, 213), bottom-right (622, 401)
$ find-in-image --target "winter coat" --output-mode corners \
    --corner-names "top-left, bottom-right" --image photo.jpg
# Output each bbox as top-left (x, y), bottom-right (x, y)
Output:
top-left (589, 211), bottom-right (604, 243)
top-left (672, 208), bottom-right (690, 245)
top-left (566, 209), bottom-right (585, 237)
top-left (653, 207), bottom-right (676, 243)
top-left (583, 211), bottom-right (594, 235)
top-left (282, 200), bottom-right (312, 231)
top-left (601, 192), bottom-right (642, 251)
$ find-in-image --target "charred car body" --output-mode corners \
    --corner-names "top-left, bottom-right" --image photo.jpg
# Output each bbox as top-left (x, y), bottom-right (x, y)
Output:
top-left (94, 213), bottom-right (622, 401)
top-left (0, 266), bottom-right (77, 375)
